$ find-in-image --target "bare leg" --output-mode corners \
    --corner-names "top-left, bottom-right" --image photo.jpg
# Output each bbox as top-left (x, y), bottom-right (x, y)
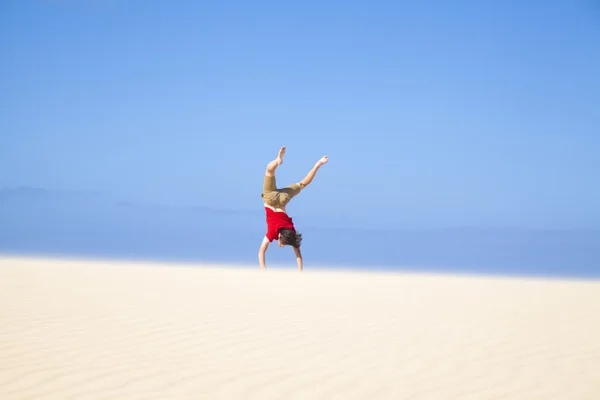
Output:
top-left (265, 146), bottom-right (286, 177)
top-left (300, 156), bottom-right (328, 187)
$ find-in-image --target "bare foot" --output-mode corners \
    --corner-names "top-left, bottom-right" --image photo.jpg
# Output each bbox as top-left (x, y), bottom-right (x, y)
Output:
top-left (316, 155), bottom-right (328, 166)
top-left (276, 146), bottom-right (286, 165)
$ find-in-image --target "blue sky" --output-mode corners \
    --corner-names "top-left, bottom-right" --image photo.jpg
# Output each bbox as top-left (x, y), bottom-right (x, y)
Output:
top-left (2, 0), bottom-right (599, 230)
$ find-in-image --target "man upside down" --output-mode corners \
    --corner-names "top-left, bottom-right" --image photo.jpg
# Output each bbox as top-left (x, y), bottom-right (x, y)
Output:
top-left (258, 146), bottom-right (328, 271)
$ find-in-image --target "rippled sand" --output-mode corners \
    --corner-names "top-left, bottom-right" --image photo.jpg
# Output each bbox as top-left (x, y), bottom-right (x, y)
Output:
top-left (1, 256), bottom-right (599, 399)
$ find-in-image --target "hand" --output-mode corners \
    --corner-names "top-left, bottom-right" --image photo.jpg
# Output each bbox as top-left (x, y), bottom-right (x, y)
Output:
top-left (258, 236), bottom-right (270, 269)
top-left (294, 247), bottom-right (303, 271)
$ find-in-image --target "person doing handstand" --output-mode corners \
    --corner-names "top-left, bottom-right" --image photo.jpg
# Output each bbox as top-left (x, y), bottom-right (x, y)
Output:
top-left (258, 146), bottom-right (328, 271)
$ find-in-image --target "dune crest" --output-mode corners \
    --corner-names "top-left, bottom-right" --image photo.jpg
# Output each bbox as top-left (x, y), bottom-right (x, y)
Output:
top-left (1, 256), bottom-right (599, 399)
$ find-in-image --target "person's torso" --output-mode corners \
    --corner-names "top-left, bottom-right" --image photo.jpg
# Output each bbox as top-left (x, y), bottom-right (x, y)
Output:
top-left (264, 206), bottom-right (295, 241)
top-left (264, 202), bottom-right (286, 213)
top-left (265, 206), bottom-right (295, 226)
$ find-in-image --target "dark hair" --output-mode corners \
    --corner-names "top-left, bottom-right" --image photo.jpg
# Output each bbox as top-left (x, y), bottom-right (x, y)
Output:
top-left (279, 228), bottom-right (302, 248)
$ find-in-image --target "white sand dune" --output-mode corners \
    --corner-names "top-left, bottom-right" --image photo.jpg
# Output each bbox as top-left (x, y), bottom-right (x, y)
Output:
top-left (1, 256), bottom-right (599, 400)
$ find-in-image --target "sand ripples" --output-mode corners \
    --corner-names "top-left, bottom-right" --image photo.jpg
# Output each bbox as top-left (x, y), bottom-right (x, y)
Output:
top-left (1, 257), bottom-right (599, 399)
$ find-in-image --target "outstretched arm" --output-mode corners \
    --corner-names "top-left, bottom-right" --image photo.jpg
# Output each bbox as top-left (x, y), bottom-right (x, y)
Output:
top-left (258, 236), bottom-right (270, 270)
top-left (293, 246), bottom-right (303, 271)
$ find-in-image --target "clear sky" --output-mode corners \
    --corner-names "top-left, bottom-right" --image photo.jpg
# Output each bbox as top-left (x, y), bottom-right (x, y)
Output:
top-left (2, 0), bottom-right (599, 230)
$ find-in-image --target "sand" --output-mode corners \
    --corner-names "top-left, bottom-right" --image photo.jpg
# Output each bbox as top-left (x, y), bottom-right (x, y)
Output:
top-left (1, 256), bottom-right (599, 400)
